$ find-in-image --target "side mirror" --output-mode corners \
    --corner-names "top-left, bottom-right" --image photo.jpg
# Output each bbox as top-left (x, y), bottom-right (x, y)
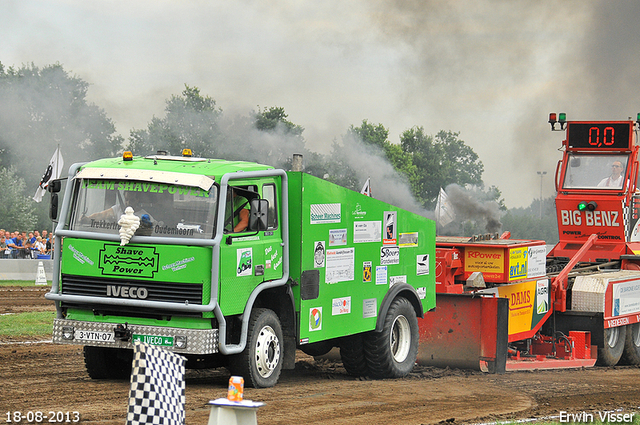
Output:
top-left (49, 193), bottom-right (59, 220)
top-left (47, 179), bottom-right (61, 193)
top-left (248, 199), bottom-right (269, 232)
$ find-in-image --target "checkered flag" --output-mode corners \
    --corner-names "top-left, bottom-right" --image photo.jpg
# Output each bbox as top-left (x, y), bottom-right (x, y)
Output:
top-left (126, 342), bottom-right (186, 425)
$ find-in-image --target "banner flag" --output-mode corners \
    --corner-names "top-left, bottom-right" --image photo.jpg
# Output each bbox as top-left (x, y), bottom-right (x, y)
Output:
top-left (360, 177), bottom-right (372, 197)
top-left (435, 187), bottom-right (455, 227)
top-left (33, 147), bottom-right (64, 202)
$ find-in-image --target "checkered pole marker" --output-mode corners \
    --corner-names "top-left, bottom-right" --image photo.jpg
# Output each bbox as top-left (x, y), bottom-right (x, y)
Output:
top-left (126, 342), bottom-right (187, 425)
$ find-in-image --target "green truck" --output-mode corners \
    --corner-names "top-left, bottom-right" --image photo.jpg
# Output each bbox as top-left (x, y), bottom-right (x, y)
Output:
top-left (45, 150), bottom-right (436, 387)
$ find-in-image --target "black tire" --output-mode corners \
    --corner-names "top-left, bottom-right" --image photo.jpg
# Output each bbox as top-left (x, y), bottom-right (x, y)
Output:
top-left (621, 323), bottom-right (640, 365)
top-left (363, 297), bottom-right (418, 379)
top-left (597, 325), bottom-right (627, 366)
top-left (229, 308), bottom-right (283, 388)
top-left (339, 334), bottom-right (369, 377)
top-left (84, 346), bottom-right (133, 380)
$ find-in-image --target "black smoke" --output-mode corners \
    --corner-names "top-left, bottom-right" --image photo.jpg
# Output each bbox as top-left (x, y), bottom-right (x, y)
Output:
top-left (444, 184), bottom-right (502, 234)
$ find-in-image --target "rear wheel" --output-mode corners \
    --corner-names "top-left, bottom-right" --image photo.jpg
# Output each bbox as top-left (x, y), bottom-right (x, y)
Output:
top-left (621, 323), bottom-right (640, 365)
top-left (84, 346), bottom-right (132, 379)
top-left (364, 297), bottom-right (418, 379)
top-left (597, 325), bottom-right (627, 366)
top-left (229, 308), bottom-right (283, 388)
top-left (339, 334), bottom-right (369, 377)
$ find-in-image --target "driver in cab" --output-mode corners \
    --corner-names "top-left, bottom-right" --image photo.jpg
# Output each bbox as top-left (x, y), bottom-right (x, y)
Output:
top-left (597, 161), bottom-right (624, 188)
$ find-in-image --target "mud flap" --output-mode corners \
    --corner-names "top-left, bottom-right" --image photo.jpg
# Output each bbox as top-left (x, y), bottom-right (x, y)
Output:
top-left (417, 294), bottom-right (508, 373)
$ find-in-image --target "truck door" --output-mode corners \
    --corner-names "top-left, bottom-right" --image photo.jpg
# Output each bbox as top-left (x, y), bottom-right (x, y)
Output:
top-left (260, 183), bottom-right (284, 282)
top-left (218, 182), bottom-right (283, 316)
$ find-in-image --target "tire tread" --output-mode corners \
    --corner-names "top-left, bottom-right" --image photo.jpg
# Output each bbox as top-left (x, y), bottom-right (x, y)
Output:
top-left (363, 297), bottom-right (418, 379)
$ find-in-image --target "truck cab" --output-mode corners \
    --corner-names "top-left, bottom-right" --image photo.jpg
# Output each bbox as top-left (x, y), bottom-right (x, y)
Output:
top-left (549, 116), bottom-right (640, 262)
top-left (547, 114), bottom-right (640, 366)
top-left (46, 150), bottom-right (436, 387)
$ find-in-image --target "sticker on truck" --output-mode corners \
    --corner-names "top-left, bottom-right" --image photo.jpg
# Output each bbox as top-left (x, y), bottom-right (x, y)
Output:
top-left (132, 334), bottom-right (174, 347)
top-left (314, 241), bottom-right (325, 268)
top-left (325, 247), bottom-right (354, 283)
top-left (310, 203), bottom-right (341, 224)
top-left (309, 307), bottom-right (322, 331)
top-left (353, 221), bottom-right (381, 243)
top-left (99, 244), bottom-right (159, 278)
top-left (237, 248), bottom-right (252, 276)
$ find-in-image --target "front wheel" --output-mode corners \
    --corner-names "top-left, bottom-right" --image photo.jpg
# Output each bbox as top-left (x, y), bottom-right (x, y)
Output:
top-left (598, 325), bottom-right (627, 366)
top-left (229, 308), bottom-right (283, 388)
top-left (363, 297), bottom-right (418, 379)
top-left (84, 346), bottom-right (132, 379)
top-left (621, 323), bottom-right (640, 365)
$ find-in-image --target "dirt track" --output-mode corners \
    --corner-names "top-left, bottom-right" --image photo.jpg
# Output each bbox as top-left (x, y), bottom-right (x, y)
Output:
top-left (2, 285), bottom-right (640, 424)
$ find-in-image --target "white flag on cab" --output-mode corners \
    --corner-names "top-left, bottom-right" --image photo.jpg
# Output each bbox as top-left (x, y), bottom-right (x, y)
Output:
top-left (360, 177), bottom-right (372, 197)
top-left (33, 147), bottom-right (64, 203)
top-left (435, 187), bottom-right (455, 227)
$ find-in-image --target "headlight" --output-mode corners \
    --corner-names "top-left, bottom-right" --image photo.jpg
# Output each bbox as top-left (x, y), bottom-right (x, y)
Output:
top-left (62, 326), bottom-right (74, 340)
top-left (175, 335), bottom-right (187, 349)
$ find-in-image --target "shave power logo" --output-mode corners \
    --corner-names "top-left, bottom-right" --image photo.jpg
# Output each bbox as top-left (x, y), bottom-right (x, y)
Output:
top-left (99, 244), bottom-right (159, 278)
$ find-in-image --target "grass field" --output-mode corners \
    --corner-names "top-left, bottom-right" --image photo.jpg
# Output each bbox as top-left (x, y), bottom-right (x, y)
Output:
top-left (0, 311), bottom-right (55, 338)
top-left (0, 280), bottom-right (44, 287)
top-left (0, 280), bottom-right (53, 338)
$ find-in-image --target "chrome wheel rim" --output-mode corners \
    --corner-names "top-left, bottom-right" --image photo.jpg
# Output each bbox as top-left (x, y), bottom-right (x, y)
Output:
top-left (390, 315), bottom-right (411, 363)
top-left (607, 326), bottom-right (620, 348)
top-left (255, 325), bottom-right (280, 378)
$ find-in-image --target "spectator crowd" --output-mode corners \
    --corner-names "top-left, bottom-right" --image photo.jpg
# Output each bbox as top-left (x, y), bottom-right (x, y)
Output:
top-left (0, 229), bottom-right (55, 259)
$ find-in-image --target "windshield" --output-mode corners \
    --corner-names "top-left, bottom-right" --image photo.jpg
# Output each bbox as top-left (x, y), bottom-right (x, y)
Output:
top-left (562, 153), bottom-right (629, 190)
top-left (69, 179), bottom-right (218, 239)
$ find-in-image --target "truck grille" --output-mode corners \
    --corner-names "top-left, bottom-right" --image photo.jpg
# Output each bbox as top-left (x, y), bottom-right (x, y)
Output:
top-left (61, 274), bottom-right (203, 305)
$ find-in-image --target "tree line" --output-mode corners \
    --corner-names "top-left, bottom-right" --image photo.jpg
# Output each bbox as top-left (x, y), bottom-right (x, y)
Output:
top-left (0, 62), bottom-right (557, 242)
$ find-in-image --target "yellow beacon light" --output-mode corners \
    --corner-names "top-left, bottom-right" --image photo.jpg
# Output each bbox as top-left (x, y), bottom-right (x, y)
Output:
top-left (123, 151), bottom-right (133, 161)
top-left (182, 148), bottom-right (193, 157)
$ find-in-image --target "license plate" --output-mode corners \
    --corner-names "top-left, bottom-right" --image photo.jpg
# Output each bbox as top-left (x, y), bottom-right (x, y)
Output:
top-left (132, 334), bottom-right (174, 347)
top-left (74, 330), bottom-right (115, 342)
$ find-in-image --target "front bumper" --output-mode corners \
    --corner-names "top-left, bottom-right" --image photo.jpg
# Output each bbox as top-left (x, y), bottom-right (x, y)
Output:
top-left (52, 318), bottom-right (219, 355)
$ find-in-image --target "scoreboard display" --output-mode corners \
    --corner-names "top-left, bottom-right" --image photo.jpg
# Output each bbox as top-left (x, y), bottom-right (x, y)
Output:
top-left (567, 122), bottom-right (633, 150)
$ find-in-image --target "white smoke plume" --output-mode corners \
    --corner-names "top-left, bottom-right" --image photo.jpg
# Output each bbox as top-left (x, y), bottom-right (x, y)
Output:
top-left (329, 131), bottom-right (425, 215)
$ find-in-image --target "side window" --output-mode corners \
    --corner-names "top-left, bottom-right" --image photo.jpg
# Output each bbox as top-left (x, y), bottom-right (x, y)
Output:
top-left (224, 185), bottom-right (258, 233)
top-left (262, 184), bottom-right (278, 230)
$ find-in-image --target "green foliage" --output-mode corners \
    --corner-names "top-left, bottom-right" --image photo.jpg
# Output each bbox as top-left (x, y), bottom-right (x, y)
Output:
top-left (0, 62), bottom-right (501, 236)
top-left (126, 84), bottom-right (223, 157)
top-left (326, 120), bottom-right (413, 193)
top-left (400, 128), bottom-right (484, 208)
top-left (384, 142), bottom-right (420, 192)
top-left (0, 166), bottom-right (37, 231)
top-left (301, 151), bottom-right (331, 180)
top-left (331, 120), bottom-right (487, 213)
top-left (0, 62), bottom-right (123, 181)
top-left (250, 106), bottom-right (307, 169)
top-left (126, 94), bottom-right (308, 172)
top-left (347, 119), bottom-right (388, 150)
top-left (0, 62), bottom-right (123, 231)
top-left (255, 106), bottom-right (304, 136)
top-left (325, 139), bottom-right (361, 191)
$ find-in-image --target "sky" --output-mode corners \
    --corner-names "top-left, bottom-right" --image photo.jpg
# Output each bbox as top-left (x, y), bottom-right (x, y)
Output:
top-left (3, 0), bottom-right (640, 209)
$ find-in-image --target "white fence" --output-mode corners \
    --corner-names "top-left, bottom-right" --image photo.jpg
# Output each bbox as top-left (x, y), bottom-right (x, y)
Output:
top-left (0, 259), bottom-right (54, 281)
